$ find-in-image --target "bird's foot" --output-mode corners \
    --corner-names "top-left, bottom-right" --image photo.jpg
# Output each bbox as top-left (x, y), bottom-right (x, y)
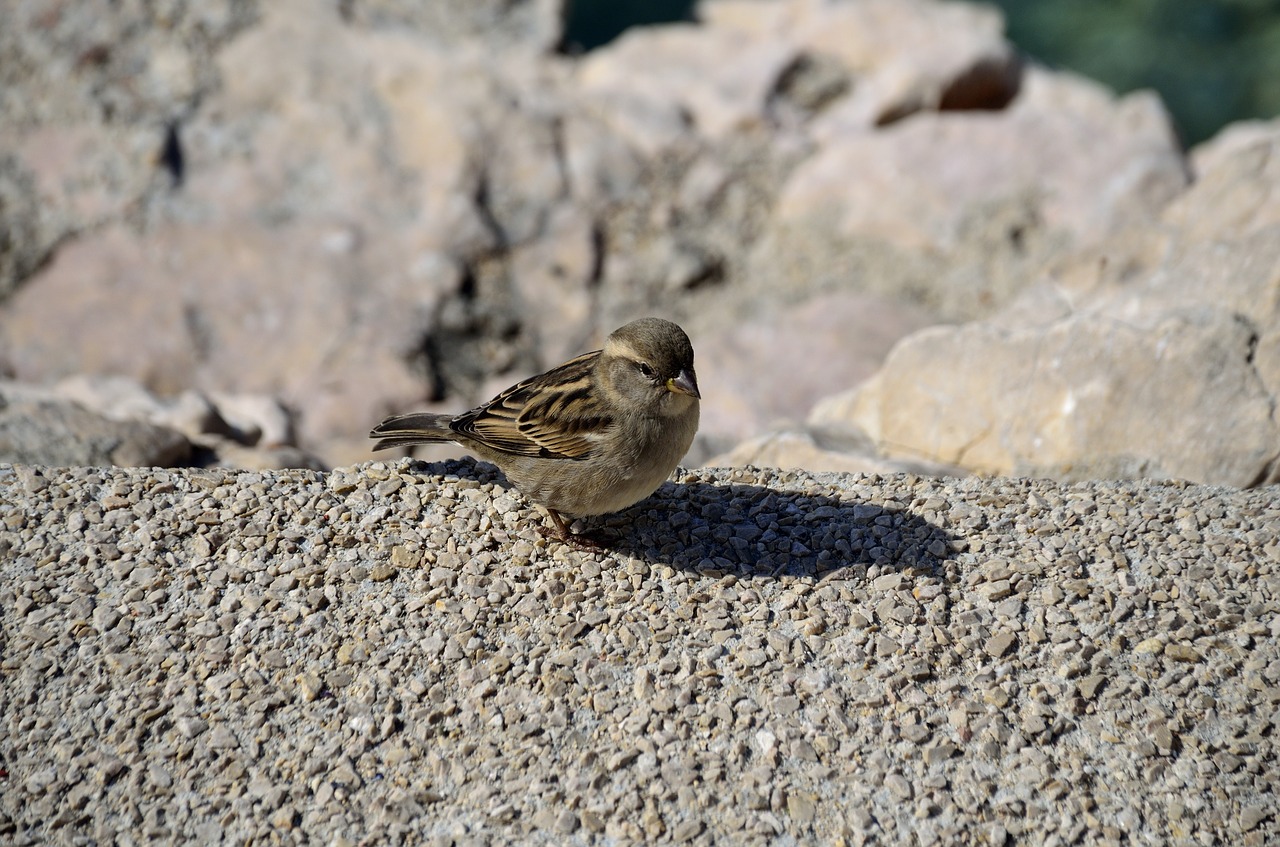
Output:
top-left (538, 524), bottom-right (605, 550)
top-left (541, 509), bottom-right (608, 551)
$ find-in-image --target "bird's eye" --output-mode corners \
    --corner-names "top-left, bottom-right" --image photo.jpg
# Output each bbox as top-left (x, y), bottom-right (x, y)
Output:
top-left (637, 362), bottom-right (656, 379)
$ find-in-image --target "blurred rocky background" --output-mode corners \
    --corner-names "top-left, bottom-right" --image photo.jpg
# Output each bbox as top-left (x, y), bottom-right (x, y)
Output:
top-left (0, 0), bottom-right (1277, 486)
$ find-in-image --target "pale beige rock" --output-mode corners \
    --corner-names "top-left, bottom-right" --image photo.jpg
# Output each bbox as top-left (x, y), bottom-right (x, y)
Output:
top-left (0, 394), bottom-right (191, 468)
top-left (812, 126), bottom-right (1280, 486)
top-left (775, 67), bottom-right (1184, 254)
top-left (206, 392), bottom-right (295, 448)
top-left (746, 64), bottom-right (1187, 321)
top-left (576, 23), bottom-right (797, 151)
top-left (6, 124), bottom-right (153, 238)
top-left (1170, 120), bottom-right (1280, 239)
top-left (0, 3), bottom-right (576, 462)
top-left (6, 0), bottom-right (1275, 485)
top-left (0, 1), bottom-right (238, 275)
top-left (816, 310), bottom-right (1278, 486)
top-left (341, 0), bottom-right (565, 52)
top-left (705, 0), bottom-right (1017, 125)
top-left (558, 109), bottom-right (649, 206)
top-left (694, 291), bottom-right (934, 447)
top-left (29, 374), bottom-right (210, 439)
top-left (707, 428), bottom-right (965, 477)
top-left (508, 205), bottom-right (599, 366)
top-left (0, 375), bottom-right (329, 468)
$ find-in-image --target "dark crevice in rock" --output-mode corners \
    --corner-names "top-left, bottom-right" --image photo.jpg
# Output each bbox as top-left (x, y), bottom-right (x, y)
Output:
top-left (158, 121), bottom-right (186, 188)
top-left (938, 53), bottom-right (1024, 112)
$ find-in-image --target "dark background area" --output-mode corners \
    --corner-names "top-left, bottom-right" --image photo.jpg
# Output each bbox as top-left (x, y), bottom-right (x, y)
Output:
top-left (561, 0), bottom-right (1280, 146)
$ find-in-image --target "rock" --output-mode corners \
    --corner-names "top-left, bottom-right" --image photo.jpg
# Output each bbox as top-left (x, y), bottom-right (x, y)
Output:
top-left (0, 394), bottom-right (190, 467)
top-left (1168, 121), bottom-right (1280, 243)
top-left (205, 392), bottom-right (294, 448)
top-left (1164, 643), bottom-right (1202, 663)
top-left (53, 375), bottom-right (230, 438)
top-left (1, 462), bottom-right (1278, 844)
top-left (576, 22), bottom-right (798, 148)
top-left (0, 0), bottom-right (1053, 470)
top-left (0, 2), bottom-right (610, 465)
top-left (706, 428), bottom-right (965, 477)
top-left (0, 156), bottom-right (47, 300)
top-left (693, 290), bottom-right (935, 454)
top-left (760, 66), bottom-right (1186, 320)
top-left (818, 306), bottom-right (1277, 486)
top-left (1, 0), bottom-right (1274, 484)
top-left (340, 0), bottom-right (564, 52)
top-left (0, 376), bottom-right (323, 470)
top-left (985, 631), bottom-right (1017, 658)
top-left (0, 1), bottom-right (254, 280)
top-left (810, 123), bottom-right (1280, 486)
top-left (1134, 638), bottom-right (1165, 656)
top-left (704, 0), bottom-right (1019, 126)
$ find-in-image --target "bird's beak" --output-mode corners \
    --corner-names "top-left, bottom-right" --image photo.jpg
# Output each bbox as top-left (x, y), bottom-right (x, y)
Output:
top-left (667, 368), bottom-right (700, 399)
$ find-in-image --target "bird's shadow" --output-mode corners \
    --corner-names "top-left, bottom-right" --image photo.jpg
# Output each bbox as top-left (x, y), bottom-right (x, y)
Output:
top-left (399, 458), bottom-right (957, 580)
top-left (594, 478), bottom-right (958, 580)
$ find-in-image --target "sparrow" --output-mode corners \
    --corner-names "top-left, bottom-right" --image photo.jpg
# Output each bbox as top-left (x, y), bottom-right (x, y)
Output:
top-left (370, 317), bottom-right (700, 547)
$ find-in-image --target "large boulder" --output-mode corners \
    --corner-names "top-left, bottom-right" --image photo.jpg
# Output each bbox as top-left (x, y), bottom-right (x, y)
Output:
top-left (0, 393), bottom-right (191, 469)
top-left (812, 122), bottom-right (1280, 486)
top-left (753, 67), bottom-right (1187, 319)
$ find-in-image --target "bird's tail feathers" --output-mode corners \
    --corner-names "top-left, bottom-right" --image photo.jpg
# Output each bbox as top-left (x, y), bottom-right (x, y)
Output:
top-left (368, 412), bottom-right (455, 451)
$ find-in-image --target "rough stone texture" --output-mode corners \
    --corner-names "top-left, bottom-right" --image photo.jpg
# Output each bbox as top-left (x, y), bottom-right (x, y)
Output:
top-left (1, 460), bottom-right (1277, 845)
top-left (0, 0), bottom-right (1205, 470)
top-left (814, 122), bottom-right (1280, 486)
top-left (0, 376), bottom-right (323, 470)
top-left (0, 397), bottom-right (190, 468)
top-left (0, 155), bottom-right (46, 300)
top-left (340, 0), bottom-right (565, 52)
top-left (754, 66), bottom-right (1187, 319)
top-left (703, 0), bottom-right (1020, 124)
top-left (708, 428), bottom-right (968, 478)
top-left (0, 0), bottom-right (258, 276)
top-left (0, 0), bottom-right (577, 464)
top-left (693, 291), bottom-right (935, 461)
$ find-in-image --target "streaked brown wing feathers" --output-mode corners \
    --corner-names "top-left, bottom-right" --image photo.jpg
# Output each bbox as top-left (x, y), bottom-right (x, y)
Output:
top-left (452, 351), bottom-right (611, 459)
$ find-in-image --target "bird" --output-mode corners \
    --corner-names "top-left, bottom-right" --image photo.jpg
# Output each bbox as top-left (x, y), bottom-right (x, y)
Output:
top-left (370, 317), bottom-right (700, 547)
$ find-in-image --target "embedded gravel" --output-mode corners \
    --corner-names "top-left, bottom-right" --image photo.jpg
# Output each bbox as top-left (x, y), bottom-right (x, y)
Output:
top-left (1, 459), bottom-right (1278, 846)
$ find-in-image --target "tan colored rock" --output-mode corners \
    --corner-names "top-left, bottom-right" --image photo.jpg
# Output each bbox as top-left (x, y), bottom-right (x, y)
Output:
top-left (0, 375), bottom-right (328, 469)
top-left (707, 428), bottom-right (966, 477)
top-left (0, 221), bottom-right (436, 445)
top-left (710, 0), bottom-right (1017, 125)
top-left (0, 3), bottom-right (582, 461)
top-left (1170, 121), bottom-right (1280, 239)
top-left (341, 0), bottom-right (564, 52)
top-left (576, 23), bottom-right (797, 151)
top-left (774, 67), bottom-right (1184, 254)
top-left (0, 393), bottom-right (191, 469)
top-left (582, 0), bottom-right (1016, 155)
top-left (54, 375), bottom-right (230, 440)
top-left (812, 122), bottom-right (1280, 486)
top-left (745, 64), bottom-right (1188, 321)
top-left (693, 290), bottom-right (934, 449)
top-left (817, 308), bottom-right (1277, 485)
top-left (7, 0), bottom-right (1271, 485)
top-left (508, 205), bottom-right (599, 366)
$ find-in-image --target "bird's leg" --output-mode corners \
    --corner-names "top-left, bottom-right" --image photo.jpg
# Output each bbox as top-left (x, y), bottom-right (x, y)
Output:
top-left (539, 508), bottom-right (604, 550)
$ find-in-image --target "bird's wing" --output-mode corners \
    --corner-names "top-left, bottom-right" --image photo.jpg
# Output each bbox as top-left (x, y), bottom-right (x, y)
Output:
top-left (452, 351), bottom-right (614, 460)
